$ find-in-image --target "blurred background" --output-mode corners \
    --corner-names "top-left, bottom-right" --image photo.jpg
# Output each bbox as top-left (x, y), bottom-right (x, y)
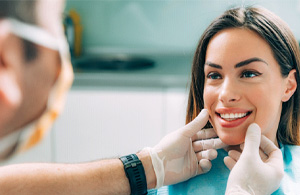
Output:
top-left (2, 0), bottom-right (300, 165)
top-left (66, 0), bottom-right (300, 55)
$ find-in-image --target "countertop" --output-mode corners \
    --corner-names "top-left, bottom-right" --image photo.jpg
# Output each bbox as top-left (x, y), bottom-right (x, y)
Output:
top-left (71, 53), bottom-right (194, 89)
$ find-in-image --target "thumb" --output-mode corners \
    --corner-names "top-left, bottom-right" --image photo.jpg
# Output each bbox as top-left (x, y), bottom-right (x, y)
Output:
top-left (182, 109), bottom-right (209, 138)
top-left (242, 123), bottom-right (261, 157)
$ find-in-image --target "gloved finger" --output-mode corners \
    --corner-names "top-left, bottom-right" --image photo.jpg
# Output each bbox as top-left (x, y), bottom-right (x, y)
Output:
top-left (240, 143), bottom-right (268, 161)
top-left (191, 128), bottom-right (217, 141)
top-left (240, 143), bottom-right (244, 150)
top-left (260, 135), bottom-right (283, 167)
top-left (196, 149), bottom-right (218, 161)
top-left (193, 138), bottom-right (227, 152)
top-left (181, 109), bottom-right (209, 138)
top-left (228, 150), bottom-right (241, 162)
top-left (260, 135), bottom-right (279, 157)
top-left (259, 148), bottom-right (269, 162)
top-left (198, 159), bottom-right (212, 174)
top-left (241, 123), bottom-right (261, 159)
top-left (224, 156), bottom-right (236, 170)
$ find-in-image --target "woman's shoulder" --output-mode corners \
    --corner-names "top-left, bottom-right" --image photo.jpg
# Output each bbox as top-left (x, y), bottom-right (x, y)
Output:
top-left (275, 143), bottom-right (300, 194)
top-left (281, 143), bottom-right (300, 154)
top-left (280, 143), bottom-right (300, 162)
top-left (281, 143), bottom-right (300, 148)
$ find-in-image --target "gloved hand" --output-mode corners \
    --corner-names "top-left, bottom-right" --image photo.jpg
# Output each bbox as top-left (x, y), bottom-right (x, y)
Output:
top-left (145, 109), bottom-right (227, 188)
top-left (225, 123), bottom-right (284, 195)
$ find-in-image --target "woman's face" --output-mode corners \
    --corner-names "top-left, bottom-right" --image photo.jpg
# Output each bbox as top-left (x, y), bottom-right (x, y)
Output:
top-left (203, 28), bottom-right (289, 146)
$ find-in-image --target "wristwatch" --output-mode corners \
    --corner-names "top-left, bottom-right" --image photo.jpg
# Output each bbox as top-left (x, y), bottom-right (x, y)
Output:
top-left (119, 154), bottom-right (148, 195)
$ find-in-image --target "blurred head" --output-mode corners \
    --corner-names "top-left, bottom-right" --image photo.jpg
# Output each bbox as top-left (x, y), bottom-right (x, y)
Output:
top-left (187, 6), bottom-right (300, 146)
top-left (0, 0), bottom-right (73, 158)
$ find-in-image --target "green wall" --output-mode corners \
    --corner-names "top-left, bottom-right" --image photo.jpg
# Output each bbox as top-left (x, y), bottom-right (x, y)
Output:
top-left (65, 0), bottom-right (300, 55)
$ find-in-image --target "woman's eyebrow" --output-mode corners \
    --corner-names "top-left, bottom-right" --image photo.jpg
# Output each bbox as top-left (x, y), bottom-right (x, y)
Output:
top-left (204, 61), bottom-right (222, 69)
top-left (204, 57), bottom-right (268, 69)
top-left (235, 57), bottom-right (268, 68)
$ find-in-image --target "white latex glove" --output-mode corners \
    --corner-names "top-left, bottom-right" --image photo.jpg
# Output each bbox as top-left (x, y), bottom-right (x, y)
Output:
top-left (225, 123), bottom-right (284, 195)
top-left (146, 109), bottom-right (227, 188)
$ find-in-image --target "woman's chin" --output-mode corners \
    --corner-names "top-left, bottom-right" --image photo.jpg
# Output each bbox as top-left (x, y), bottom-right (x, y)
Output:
top-left (219, 135), bottom-right (245, 146)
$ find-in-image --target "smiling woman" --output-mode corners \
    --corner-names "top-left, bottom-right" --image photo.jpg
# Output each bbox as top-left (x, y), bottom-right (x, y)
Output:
top-left (164, 6), bottom-right (300, 195)
top-left (188, 7), bottom-right (300, 147)
top-left (203, 28), bottom-right (296, 146)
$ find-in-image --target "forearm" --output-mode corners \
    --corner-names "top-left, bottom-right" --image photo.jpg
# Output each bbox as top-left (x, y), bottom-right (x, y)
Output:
top-left (0, 150), bottom-right (156, 195)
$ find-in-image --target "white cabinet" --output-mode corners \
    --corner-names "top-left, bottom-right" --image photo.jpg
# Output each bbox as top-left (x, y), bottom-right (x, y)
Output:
top-left (53, 87), bottom-right (165, 163)
top-left (0, 87), bottom-right (187, 165)
top-left (164, 89), bottom-right (188, 134)
top-left (53, 87), bottom-right (187, 163)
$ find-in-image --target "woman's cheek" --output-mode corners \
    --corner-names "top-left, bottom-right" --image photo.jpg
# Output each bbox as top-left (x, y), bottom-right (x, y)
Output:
top-left (203, 99), bottom-right (213, 127)
top-left (203, 88), bottom-right (212, 112)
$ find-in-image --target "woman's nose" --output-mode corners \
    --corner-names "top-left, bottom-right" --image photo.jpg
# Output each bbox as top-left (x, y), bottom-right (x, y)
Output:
top-left (218, 78), bottom-right (241, 104)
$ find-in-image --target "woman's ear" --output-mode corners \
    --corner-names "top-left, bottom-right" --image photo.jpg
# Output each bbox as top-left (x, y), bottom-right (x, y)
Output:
top-left (282, 69), bottom-right (297, 102)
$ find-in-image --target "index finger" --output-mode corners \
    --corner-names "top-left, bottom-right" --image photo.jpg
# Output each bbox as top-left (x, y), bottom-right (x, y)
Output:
top-left (193, 138), bottom-right (227, 152)
top-left (260, 135), bottom-right (278, 155)
top-left (191, 128), bottom-right (218, 141)
top-left (260, 135), bottom-right (282, 159)
top-left (260, 135), bottom-right (283, 171)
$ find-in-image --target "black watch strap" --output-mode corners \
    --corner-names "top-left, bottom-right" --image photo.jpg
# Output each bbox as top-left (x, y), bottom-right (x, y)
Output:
top-left (119, 154), bottom-right (148, 195)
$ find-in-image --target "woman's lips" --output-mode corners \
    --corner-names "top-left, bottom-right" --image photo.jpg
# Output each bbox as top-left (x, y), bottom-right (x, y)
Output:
top-left (215, 108), bottom-right (252, 128)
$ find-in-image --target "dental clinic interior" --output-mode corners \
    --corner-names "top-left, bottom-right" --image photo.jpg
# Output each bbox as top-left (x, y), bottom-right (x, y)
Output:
top-left (2, 0), bottom-right (300, 165)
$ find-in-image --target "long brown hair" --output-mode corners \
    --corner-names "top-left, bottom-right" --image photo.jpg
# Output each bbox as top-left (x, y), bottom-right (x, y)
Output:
top-left (186, 6), bottom-right (300, 145)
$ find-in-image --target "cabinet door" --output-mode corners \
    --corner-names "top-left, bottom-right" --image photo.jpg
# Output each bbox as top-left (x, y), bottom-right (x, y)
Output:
top-left (164, 89), bottom-right (188, 135)
top-left (53, 88), bottom-right (164, 163)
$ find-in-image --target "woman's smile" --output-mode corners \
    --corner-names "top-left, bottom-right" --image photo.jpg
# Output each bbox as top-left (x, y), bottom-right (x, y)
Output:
top-left (215, 108), bottom-right (252, 128)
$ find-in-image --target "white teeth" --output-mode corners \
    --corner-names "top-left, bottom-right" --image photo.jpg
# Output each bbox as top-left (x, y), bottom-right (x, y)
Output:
top-left (220, 113), bottom-right (247, 120)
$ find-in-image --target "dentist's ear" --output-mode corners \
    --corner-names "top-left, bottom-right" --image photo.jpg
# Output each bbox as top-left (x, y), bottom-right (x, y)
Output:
top-left (0, 71), bottom-right (21, 110)
top-left (0, 21), bottom-right (22, 131)
top-left (282, 69), bottom-right (297, 102)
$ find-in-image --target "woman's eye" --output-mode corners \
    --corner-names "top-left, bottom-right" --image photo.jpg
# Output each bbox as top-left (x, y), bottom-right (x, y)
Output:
top-left (241, 71), bottom-right (262, 78)
top-left (207, 72), bottom-right (222, 80)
